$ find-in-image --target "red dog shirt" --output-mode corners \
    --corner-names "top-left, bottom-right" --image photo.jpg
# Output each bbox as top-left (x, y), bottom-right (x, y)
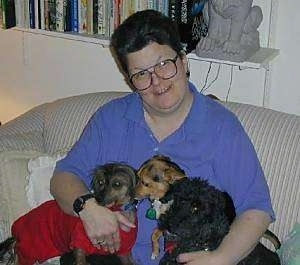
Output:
top-left (12, 200), bottom-right (137, 265)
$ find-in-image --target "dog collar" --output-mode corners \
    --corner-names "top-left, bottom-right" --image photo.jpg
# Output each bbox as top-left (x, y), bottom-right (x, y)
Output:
top-left (122, 199), bottom-right (139, 212)
top-left (146, 199), bottom-right (162, 220)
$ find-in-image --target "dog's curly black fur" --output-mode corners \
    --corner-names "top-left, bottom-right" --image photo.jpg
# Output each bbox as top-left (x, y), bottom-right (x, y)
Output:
top-left (158, 178), bottom-right (280, 265)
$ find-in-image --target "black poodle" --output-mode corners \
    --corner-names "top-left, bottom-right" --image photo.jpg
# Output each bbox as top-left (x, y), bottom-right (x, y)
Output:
top-left (158, 178), bottom-right (281, 265)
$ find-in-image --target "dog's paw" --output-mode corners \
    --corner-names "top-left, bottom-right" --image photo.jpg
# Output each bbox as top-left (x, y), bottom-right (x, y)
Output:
top-left (151, 253), bottom-right (159, 260)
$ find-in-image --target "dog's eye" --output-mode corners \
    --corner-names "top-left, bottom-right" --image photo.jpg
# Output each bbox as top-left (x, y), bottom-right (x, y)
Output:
top-left (141, 180), bottom-right (149, 187)
top-left (98, 180), bottom-right (105, 186)
top-left (112, 181), bottom-right (122, 189)
top-left (191, 201), bottom-right (201, 213)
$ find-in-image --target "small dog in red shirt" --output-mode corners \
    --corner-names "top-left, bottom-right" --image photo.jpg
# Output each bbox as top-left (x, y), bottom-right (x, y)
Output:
top-left (0, 162), bottom-right (138, 265)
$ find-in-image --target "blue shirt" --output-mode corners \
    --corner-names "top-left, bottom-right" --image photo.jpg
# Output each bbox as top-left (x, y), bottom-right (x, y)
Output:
top-left (56, 82), bottom-right (275, 265)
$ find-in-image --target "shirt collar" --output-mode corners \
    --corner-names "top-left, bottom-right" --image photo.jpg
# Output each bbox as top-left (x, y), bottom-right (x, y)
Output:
top-left (124, 82), bottom-right (208, 135)
top-left (184, 82), bottom-right (207, 135)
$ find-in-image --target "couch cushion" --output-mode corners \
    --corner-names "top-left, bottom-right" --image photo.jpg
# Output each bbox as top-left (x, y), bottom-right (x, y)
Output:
top-left (44, 92), bottom-right (128, 154)
top-left (26, 153), bottom-right (65, 209)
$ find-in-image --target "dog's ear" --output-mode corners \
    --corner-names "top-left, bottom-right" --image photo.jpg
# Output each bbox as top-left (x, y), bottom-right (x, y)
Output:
top-left (171, 174), bottom-right (186, 184)
top-left (164, 168), bottom-right (186, 184)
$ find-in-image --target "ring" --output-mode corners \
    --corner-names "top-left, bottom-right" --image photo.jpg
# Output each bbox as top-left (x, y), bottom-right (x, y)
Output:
top-left (97, 239), bottom-right (105, 245)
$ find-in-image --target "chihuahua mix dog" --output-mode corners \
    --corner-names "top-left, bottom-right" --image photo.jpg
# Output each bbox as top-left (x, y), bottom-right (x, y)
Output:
top-left (135, 155), bottom-right (187, 259)
top-left (0, 163), bottom-right (138, 265)
top-left (135, 155), bottom-right (281, 265)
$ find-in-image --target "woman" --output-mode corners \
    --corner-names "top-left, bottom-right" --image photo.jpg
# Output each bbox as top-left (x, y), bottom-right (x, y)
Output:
top-left (51, 10), bottom-right (274, 265)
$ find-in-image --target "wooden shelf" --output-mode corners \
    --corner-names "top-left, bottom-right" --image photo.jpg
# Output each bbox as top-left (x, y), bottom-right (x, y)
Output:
top-left (187, 47), bottom-right (279, 70)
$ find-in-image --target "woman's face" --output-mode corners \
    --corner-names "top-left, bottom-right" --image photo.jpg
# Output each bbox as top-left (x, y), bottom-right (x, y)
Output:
top-left (126, 42), bottom-right (190, 116)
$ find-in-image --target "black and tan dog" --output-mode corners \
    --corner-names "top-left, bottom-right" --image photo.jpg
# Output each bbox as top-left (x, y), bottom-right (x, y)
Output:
top-left (135, 155), bottom-right (281, 265)
top-left (0, 162), bottom-right (138, 265)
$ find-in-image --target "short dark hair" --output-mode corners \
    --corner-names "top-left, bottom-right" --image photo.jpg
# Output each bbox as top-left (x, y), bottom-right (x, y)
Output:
top-left (110, 9), bottom-right (183, 75)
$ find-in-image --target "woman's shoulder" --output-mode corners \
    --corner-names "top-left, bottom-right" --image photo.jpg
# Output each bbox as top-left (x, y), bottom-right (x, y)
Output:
top-left (200, 94), bottom-right (244, 134)
top-left (93, 92), bottom-right (140, 118)
top-left (195, 92), bottom-right (239, 123)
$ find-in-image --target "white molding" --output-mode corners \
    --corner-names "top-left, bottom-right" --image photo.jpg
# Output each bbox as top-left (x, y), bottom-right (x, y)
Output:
top-left (187, 48), bottom-right (279, 70)
top-left (12, 27), bottom-right (110, 47)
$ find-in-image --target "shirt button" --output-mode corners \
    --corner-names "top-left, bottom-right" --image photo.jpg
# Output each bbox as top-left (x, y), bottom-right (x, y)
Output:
top-left (154, 147), bottom-right (159, 152)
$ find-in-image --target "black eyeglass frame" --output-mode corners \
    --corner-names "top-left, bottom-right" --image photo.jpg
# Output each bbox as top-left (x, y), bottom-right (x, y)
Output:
top-left (129, 54), bottom-right (179, 91)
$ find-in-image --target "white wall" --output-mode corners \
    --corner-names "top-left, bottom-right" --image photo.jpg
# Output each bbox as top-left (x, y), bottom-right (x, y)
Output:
top-left (0, 0), bottom-right (299, 124)
top-left (269, 0), bottom-right (300, 116)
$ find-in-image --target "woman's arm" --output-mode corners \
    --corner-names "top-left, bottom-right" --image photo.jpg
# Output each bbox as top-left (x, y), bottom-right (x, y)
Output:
top-left (50, 171), bottom-right (89, 215)
top-left (177, 209), bottom-right (271, 265)
top-left (50, 171), bottom-right (135, 253)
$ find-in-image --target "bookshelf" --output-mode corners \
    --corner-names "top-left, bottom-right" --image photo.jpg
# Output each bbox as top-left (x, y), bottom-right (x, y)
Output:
top-left (5, 1), bottom-right (279, 71)
top-left (187, 48), bottom-right (280, 70)
top-left (2, 0), bottom-right (280, 109)
top-left (12, 27), bottom-right (110, 46)
top-left (12, 26), bottom-right (279, 71)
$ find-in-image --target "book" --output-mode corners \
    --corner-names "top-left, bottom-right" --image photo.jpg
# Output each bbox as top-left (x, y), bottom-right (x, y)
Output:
top-left (96, 0), bottom-right (105, 35)
top-left (64, 0), bottom-right (71, 31)
top-left (23, 0), bottom-right (30, 28)
top-left (70, 0), bottom-right (78, 32)
top-left (14, 0), bottom-right (25, 27)
top-left (2, 0), bottom-right (16, 28)
top-left (39, 0), bottom-right (45, 29)
top-left (169, 0), bottom-right (208, 53)
top-left (0, 0), bottom-right (3, 29)
top-left (29, 0), bottom-right (35, 28)
top-left (44, 0), bottom-right (49, 29)
top-left (48, 0), bottom-right (56, 31)
top-left (78, 0), bottom-right (86, 33)
top-left (86, 0), bottom-right (93, 34)
top-left (55, 0), bottom-right (64, 31)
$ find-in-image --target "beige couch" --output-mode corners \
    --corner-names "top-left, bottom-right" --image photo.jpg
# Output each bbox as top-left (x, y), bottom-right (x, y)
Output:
top-left (0, 91), bottom-right (299, 257)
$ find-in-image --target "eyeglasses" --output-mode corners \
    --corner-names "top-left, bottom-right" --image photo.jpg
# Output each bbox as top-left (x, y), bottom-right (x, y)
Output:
top-left (130, 55), bottom-right (179, 91)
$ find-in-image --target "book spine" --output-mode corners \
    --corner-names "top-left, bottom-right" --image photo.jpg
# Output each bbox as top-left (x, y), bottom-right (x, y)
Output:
top-left (86, 0), bottom-right (93, 34)
top-left (44, 0), bottom-right (49, 30)
top-left (113, 0), bottom-right (120, 30)
top-left (39, 0), bottom-right (44, 29)
top-left (97, 0), bottom-right (104, 35)
top-left (0, 0), bottom-right (3, 29)
top-left (70, 0), bottom-right (78, 32)
top-left (78, 0), bottom-right (86, 33)
top-left (23, 0), bottom-right (30, 28)
top-left (48, 0), bottom-right (56, 31)
top-left (105, 0), bottom-right (111, 37)
top-left (29, 0), bottom-right (35, 28)
top-left (64, 0), bottom-right (70, 31)
top-left (34, 0), bottom-right (39, 29)
top-left (55, 0), bottom-right (64, 31)
top-left (1, 0), bottom-right (6, 29)
top-left (14, 0), bottom-right (25, 26)
top-left (168, 0), bottom-right (177, 22)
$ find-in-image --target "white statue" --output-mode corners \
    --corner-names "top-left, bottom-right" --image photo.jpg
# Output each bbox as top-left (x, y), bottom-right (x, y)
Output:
top-left (195, 0), bottom-right (263, 62)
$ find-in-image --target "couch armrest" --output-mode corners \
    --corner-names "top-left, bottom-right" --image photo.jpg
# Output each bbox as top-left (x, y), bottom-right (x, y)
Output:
top-left (0, 150), bottom-right (44, 241)
top-left (0, 104), bottom-right (47, 153)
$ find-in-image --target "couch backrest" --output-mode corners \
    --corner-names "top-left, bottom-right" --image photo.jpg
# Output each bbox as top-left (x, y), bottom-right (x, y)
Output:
top-left (42, 92), bottom-right (299, 242)
top-left (222, 101), bottom-right (300, 243)
top-left (1, 91), bottom-right (299, 243)
top-left (42, 92), bottom-right (128, 154)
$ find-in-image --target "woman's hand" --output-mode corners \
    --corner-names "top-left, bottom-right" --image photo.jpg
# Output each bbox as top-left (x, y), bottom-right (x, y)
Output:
top-left (79, 198), bottom-right (135, 253)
